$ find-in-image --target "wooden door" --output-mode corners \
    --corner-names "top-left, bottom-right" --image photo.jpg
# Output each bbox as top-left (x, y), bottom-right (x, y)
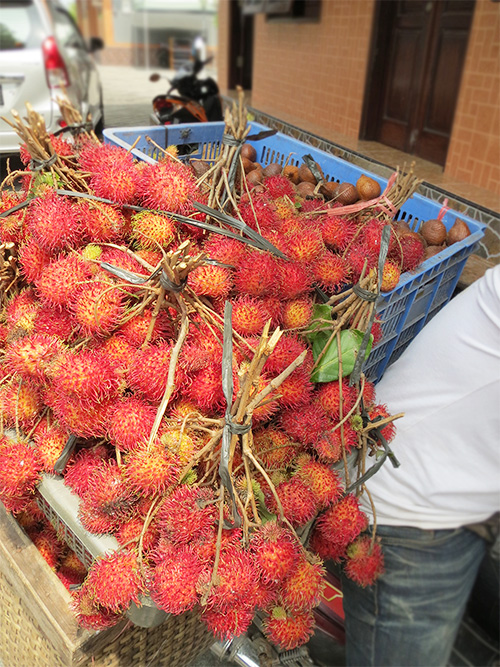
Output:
top-left (362, 0), bottom-right (475, 166)
top-left (229, 1), bottom-right (254, 91)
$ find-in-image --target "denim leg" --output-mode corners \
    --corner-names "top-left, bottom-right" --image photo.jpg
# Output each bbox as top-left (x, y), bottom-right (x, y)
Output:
top-left (340, 525), bottom-right (487, 667)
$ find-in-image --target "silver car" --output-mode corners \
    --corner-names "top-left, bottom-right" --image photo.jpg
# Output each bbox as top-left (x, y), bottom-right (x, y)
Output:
top-left (0, 0), bottom-right (104, 155)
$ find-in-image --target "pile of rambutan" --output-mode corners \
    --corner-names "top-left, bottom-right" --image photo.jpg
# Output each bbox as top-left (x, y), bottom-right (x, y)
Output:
top-left (0, 126), bottom-right (401, 654)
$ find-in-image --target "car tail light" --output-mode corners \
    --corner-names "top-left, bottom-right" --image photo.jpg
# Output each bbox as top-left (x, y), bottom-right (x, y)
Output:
top-left (42, 37), bottom-right (69, 88)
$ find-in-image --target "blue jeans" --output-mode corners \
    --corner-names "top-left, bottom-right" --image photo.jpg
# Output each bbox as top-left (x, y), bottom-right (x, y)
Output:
top-left (340, 525), bottom-right (487, 666)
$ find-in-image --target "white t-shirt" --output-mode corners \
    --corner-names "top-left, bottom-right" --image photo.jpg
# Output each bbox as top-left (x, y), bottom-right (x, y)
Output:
top-left (361, 264), bottom-right (500, 530)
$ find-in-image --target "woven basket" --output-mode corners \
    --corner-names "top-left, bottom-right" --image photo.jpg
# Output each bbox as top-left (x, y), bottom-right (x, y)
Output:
top-left (0, 504), bottom-right (214, 667)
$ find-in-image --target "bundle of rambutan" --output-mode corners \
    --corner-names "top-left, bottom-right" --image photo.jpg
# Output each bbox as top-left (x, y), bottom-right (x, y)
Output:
top-left (0, 102), bottom-right (403, 653)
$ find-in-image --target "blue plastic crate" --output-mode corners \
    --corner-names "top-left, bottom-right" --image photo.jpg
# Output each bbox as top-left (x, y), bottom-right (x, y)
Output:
top-left (103, 121), bottom-right (485, 382)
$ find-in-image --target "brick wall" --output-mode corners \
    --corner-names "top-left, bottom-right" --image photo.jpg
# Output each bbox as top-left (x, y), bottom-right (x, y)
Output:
top-left (251, 1), bottom-right (375, 139)
top-left (445, 0), bottom-right (500, 196)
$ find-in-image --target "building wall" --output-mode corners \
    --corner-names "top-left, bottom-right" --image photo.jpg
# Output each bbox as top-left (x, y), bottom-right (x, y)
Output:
top-left (445, 0), bottom-right (500, 196)
top-left (250, 0), bottom-right (376, 139)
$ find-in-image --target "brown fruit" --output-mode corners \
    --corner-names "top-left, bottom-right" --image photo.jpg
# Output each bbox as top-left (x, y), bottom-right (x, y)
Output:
top-left (423, 244), bottom-right (446, 261)
top-left (334, 182), bottom-right (359, 205)
top-left (263, 162), bottom-right (282, 178)
top-left (447, 218), bottom-right (471, 245)
top-left (299, 162), bottom-right (323, 185)
top-left (420, 219), bottom-right (447, 246)
top-left (296, 181), bottom-right (317, 198)
top-left (395, 220), bottom-right (412, 235)
top-left (356, 174), bottom-right (381, 201)
top-left (189, 159), bottom-right (210, 178)
top-left (246, 169), bottom-right (263, 188)
top-left (283, 165), bottom-right (300, 185)
top-left (241, 156), bottom-right (256, 174)
top-left (241, 143), bottom-right (257, 163)
top-left (319, 181), bottom-right (338, 200)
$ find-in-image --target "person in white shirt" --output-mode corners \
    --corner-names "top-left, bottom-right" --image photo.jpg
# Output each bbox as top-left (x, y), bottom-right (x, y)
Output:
top-left (341, 264), bottom-right (500, 666)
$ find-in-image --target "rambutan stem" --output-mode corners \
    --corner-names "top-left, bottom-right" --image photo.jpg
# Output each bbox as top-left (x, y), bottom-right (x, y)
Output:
top-left (201, 486), bottom-right (225, 606)
top-left (337, 332), bottom-right (350, 489)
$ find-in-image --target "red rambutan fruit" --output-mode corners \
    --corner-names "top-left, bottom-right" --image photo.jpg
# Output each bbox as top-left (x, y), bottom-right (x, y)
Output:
top-left (281, 553), bottom-right (325, 612)
top-left (316, 379), bottom-right (357, 419)
top-left (239, 195), bottom-right (280, 233)
top-left (283, 228), bottom-right (325, 264)
top-left (346, 242), bottom-right (377, 283)
top-left (60, 550), bottom-right (88, 578)
top-left (4, 333), bottom-right (65, 383)
top-left (275, 260), bottom-right (313, 300)
top-left (0, 437), bottom-right (42, 500)
top-left (263, 606), bottom-right (315, 651)
top-left (33, 306), bottom-right (75, 341)
top-left (5, 288), bottom-right (38, 327)
top-left (250, 520), bottom-right (301, 585)
top-left (313, 494), bottom-right (369, 561)
top-left (265, 334), bottom-right (310, 376)
top-left (88, 147), bottom-right (140, 205)
top-left (31, 524), bottom-right (64, 570)
top-left (1, 380), bottom-right (43, 431)
top-left (107, 396), bottom-right (157, 452)
top-left (115, 514), bottom-right (158, 552)
top-left (203, 234), bottom-right (248, 265)
top-left (157, 485), bottom-right (216, 544)
top-left (26, 190), bottom-right (82, 251)
top-left (57, 566), bottom-right (87, 590)
top-left (253, 426), bottom-right (299, 470)
top-left (0, 191), bottom-right (28, 244)
top-left (277, 366), bottom-right (314, 408)
top-left (129, 211), bottom-right (177, 250)
top-left (343, 534), bottom-right (385, 587)
top-left (362, 219), bottom-right (397, 258)
top-left (264, 174), bottom-right (296, 199)
top-left (71, 581), bottom-right (123, 630)
top-left (137, 160), bottom-right (199, 215)
top-left (279, 403), bottom-right (329, 446)
top-left (233, 251), bottom-right (278, 298)
top-left (202, 604), bottom-right (255, 641)
top-left (49, 393), bottom-right (111, 438)
top-left (295, 457), bottom-right (343, 509)
top-left (70, 278), bottom-right (125, 337)
top-left (128, 341), bottom-right (188, 403)
top-left (124, 438), bottom-right (179, 497)
top-left (361, 379), bottom-right (377, 408)
top-left (85, 549), bottom-right (145, 613)
top-left (96, 334), bottom-right (137, 374)
top-left (187, 264), bottom-right (233, 300)
top-left (33, 422), bottom-right (70, 473)
top-left (268, 478), bottom-right (319, 528)
top-left (64, 446), bottom-right (110, 496)
top-left (311, 250), bottom-right (351, 292)
top-left (50, 348), bottom-right (120, 402)
top-left (380, 260), bottom-right (401, 292)
top-left (18, 241), bottom-right (53, 283)
top-left (282, 297), bottom-right (314, 330)
top-left (391, 232), bottom-right (426, 272)
top-left (79, 460), bottom-right (137, 534)
top-left (367, 403), bottom-right (396, 444)
top-left (231, 296), bottom-right (269, 336)
top-left (118, 308), bottom-right (173, 348)
top-left (149, 544), bottom-right (203, 614)
top-left (79, 200), bottom-right (128, 243)
top-left (35, 253), bottom-right (93, 309)
top-left (200, 544), bottom-right (260, 611)
top-left (320, 214), bottom-right (357, 251)
top-left (313, 422), bottom-right (358, 462)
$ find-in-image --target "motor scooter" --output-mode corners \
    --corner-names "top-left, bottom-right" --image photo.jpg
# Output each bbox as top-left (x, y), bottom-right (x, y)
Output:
top-left (149, 56), bottom-right (223, 126)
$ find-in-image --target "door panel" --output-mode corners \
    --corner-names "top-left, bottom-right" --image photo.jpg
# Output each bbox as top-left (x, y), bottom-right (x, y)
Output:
top-left (362, 0), bottom-right (475, 166)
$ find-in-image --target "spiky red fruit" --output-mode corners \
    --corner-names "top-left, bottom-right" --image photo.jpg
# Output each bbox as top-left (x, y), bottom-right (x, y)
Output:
top-left (367, 403), bottom-right (396, 444)
top-left (268, 478), bottom-right (319, 528)
top-left (264, 174), bottom-right (296, 199)
top-left (137, 160), bottom-right (199, 214)
top-left (49, 393), bottom-right (111, 438)
top-left (18, 241), bottom-right (53, 283)
top-left (149, 544), bottom-right (203, 614)
top-left (124, 438), bottom-right (179, 497)
top-left (87, 145), bottom-right (140, 205)
top-left (79, 460), bottom-right (136, 534)
top-left (107, 396), bottom-right (157, 452)
top-left (50, 348), bottom-right (120, 402)
top-left (344, 535), bottom-right (385, 587)
top-left (4, 333), bottom-right (64, 383)
top-left (284, 228), bottom-right (325, 264)
top-left (128, 341), bottom-right (188, 403)
top-left (69, 278), bottom-right (125, 337)
top-left (199, 544), bottom-right (260, 611)
top-left (79, 200), bottom-right (128, 243)
top-left (250, 521), bottom-right (301, 584)
top-left (233, 251), bottom-right (278, 297)
top-left (0, 437), bottom-right (42, 501)
top-left (35, 253), bottom-right (93, 308)
top-left (296, 458), bottom-right (343, 509)
top-left (202, 234), bottom-right (248, 265)
top-left (202, 604), bottom-right (255, 640)
top-left (187, 264), bottom-right (233, 300)
top-left (281, 554), bottom-right (325, 612)
top-left (31, 524), bottom-right (64, 570)
top-left (313, 423), bottom-right (358, 461)
top-left (392, 232), bottom-right (426, 272)
top-left (129, 211), bottom-right (176, 250)
top-left (279, 403), bottom-right (330, 446)
top-left (312, 494), bottom-right (368, 561)
top-left (277, 367), bottom-right (314, 408)
top-left (64, 446), bottom-right (110, 496)
top-left (33, 422), bottom-right (70, 473)
top-left (380, 260), bottom-right (401, 292)
top-left (263, 606), bottom-right (315, 650)
top-left (312, 251), bottom-right (351, 292)
top-left (71, 581), bottom-right (122, 630)
top-left (118, 308), bottom-right (173, 348)
top-left (282, 297), bottom-right (314, 330)
top-left (115, 514), bottom-right (158, 552)
top-left (320, 214), bottom-right (357, 251)
top-left (276, 260), bottom-right (313, 299)
top-left (231, 296), bottom-right (269, 336)
top-left (239, 195), bottom-right (280, 232)
top-left (1, 380), bottom-right (43, 431)
top-left (346, 241), bottom-right (377, 282)
top-left (362, 219), bottom-right (397, 257)
top-left (157, 485), bottom-right (216, 544)
top-left (85, 549), bottom-right (145, 612)
top-left (253, 426), bottom-right (298, 470)
top-left (26, 190), bottom-right (82, 251)
top-left (33, 306), bottom-right (75, 341)
top-left (316, 379), bottom-right (358, 419)
top-left (265, 334), bottom-right (310, 376)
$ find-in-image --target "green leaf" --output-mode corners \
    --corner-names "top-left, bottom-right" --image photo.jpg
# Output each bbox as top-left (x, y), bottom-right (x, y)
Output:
top-left (304, 303), bottom-right (333, 341)
top-left (311, 329), bottom-right (373, 383)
